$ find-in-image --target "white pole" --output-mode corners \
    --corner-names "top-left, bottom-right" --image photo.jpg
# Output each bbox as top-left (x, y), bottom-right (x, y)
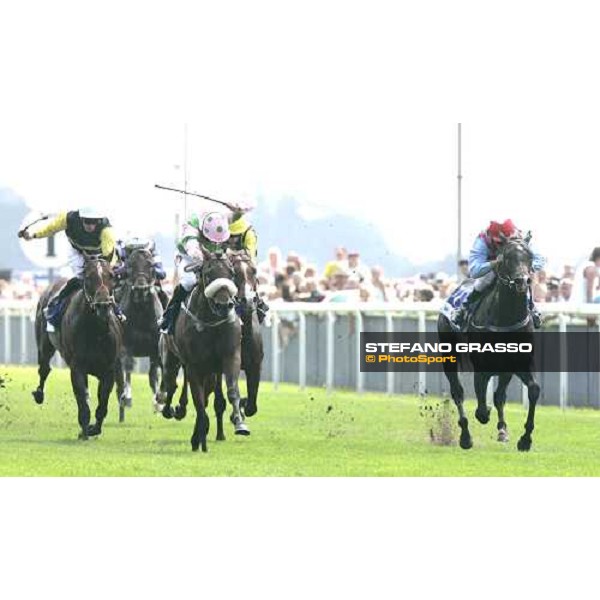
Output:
top-left (559, 313), bottom-right (568, 409)
top-left (298, 311), bottom-right (306, 391)
top-left (457, 123), bottom-right (463, 274)
top-left (20, 307), bottom-right (27, 364)
top-left (418, 310), bottom-right (426, 395)
top-left (271, 312), bottom-right (280, 391)
top-left (3, 306), bottom-right (10, 364)
top-left (355, 310), bottom-right (364, 394)
top-left (385, 313), bottom-right (395, 395)
top-left (326, 311), bottom-right (336, 395)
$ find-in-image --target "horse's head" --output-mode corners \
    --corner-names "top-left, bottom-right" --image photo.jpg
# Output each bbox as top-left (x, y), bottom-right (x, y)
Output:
top-left (496, 237), bottom-right (533, 293)
top-left (228, 249), bottom-right (257, 297)
top-left (82, 254), bottom-right (116, 319)
top-left (125, 247), bottom-right (155, 302)
top-left (199, 246), bottom-right (237, 316)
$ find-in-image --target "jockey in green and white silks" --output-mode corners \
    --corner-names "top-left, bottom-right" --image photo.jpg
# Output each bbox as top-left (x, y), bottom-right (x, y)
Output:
top-left (159, 211), bottom-right (235, 334)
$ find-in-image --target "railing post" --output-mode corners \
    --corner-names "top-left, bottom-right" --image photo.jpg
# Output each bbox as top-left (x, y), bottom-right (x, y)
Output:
top-left (355, 310), bottom-right (364, 394)
top-left (326, 310), bottom-right (336, 395)
top-left (20, 307), bottom-right (28, 364)
top-left (417, 310), bottom-right (426, 396)
top-left (3, 306), bottom-right (10, 364)
top-left (385, 313), bottom-right (395, 395)
top-left (559, 313), bottom-right (568, 409)
top-left (271, 311), bottom-right (280, 391)
top-left (298, 311), bottom-right (306, 391)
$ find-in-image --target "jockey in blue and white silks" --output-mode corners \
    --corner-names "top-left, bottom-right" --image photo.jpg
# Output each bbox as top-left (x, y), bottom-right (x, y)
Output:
top-left (453, 219), bottom-right (546, 328)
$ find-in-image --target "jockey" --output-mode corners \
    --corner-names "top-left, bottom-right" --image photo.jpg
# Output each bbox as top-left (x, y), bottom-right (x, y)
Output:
top-left (223, 197), bottom-right (269, 323)
top-left (21, 207), bottom-right (126, 329)
top-left (453, 219), bottom-right (545, 328)
top-left (158, 211), bottom-right (232, 334)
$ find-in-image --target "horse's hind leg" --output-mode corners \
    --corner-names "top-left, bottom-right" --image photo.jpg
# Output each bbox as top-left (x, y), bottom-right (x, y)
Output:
top-left (123, 354), bottom-right (134, 408)
top-left (71, 368), bottom-right (91, 440)
top-left (494, 373), bottom-right (512, 442)
top-left (214, 373), bottom-right (226, 441)
top-left (33, 338), bottom-right (55, 405)
top-left (149, 353), bottom-right (161, 411)
top-left (158, 348), bottom-right (179, 420)
top-left (516, 371), bottom-right (540, 452)
top-left (474, 373), bottom-right (492, 424)
top-left (88, 371), bottom-right (115, 437)
top-left (444, 365), bottom-right (471, 449)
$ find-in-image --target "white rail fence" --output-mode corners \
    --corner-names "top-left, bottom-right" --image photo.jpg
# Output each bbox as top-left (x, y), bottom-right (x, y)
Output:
top-left (2, 299), bottom-right (600, 408)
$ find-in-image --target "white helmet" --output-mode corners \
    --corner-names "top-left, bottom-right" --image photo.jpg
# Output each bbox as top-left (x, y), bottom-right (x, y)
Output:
top-left (79, 206), bottom-right (105, 220)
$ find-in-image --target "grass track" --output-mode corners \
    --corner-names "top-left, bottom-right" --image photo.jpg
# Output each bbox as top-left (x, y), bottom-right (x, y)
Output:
top-left (0, 366), bottom-right (599, 476)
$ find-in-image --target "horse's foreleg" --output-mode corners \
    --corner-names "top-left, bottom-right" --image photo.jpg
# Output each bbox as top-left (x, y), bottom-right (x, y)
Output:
top-left (516, 371), bottom-right (540, 452)
top-left (149, 354), bottom-right (160, 398)
top-left (474, 373), bottom-right (492, 425)
top-left (494, 373), bottom-right (512, 442)
top-left (444, 365), bottom-right (471, 449)
top-left (174, 368), bottom-right (189, 421)
top-left (71, 368), bottom-right (91, 440)
top-left (189, 372), bottom-right (208, 452)
top-left (224, 371), bottom-right (250, 436)
top-left (214, 373), bottom-right (226, 441)
top-left (158, 348), bottom-right (179, 419)
top-left (89, 371), bottom-right (115, 437)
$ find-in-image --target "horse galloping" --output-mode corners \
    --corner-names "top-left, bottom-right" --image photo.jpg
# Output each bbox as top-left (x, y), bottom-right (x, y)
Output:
top-left (158, 247), bottom-right (249, 451)
top-left (438, 237), bottom-right (541, 451)
top-left (114, 246), bottom-right (165, 420)
top-left (33, 255), bottom-right (124, 439)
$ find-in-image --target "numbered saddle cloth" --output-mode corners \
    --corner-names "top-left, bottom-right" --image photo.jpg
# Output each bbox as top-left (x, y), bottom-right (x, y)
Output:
top-left (440, 279), bottom-right (476, 330)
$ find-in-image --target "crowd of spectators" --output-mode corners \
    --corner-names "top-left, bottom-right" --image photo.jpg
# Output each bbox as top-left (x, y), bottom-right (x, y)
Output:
top-left (0, 246), bottom-right (596, 306)
top-left (255, 246), bottom-right (583, 305)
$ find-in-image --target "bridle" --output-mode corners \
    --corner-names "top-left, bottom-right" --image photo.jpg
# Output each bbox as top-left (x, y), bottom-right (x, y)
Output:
top-left (83, 256), bottom-right (117, 312)
top-left (495, 239), bottom-right (533, 294)
top-left (126, 248), bottom-right (156, 296)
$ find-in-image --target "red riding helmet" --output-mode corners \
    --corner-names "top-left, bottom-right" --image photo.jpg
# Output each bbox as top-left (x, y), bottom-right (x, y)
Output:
top-left (486, 219), bottom-right (518, 245)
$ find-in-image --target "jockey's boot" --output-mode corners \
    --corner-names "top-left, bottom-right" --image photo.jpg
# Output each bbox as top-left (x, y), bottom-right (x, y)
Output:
top-left (256, 297), bottom-right (270, 325)
top-left (44, 277), bottom-right (82, 331)
top-left (159, 284), bottom-right (189, 334)
top-left (113, 304), bottom-right (127, 323)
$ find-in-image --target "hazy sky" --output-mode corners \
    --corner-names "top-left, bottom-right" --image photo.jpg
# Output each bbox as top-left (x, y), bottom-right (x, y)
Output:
top-left (2, 1), bottom-right (600, 270)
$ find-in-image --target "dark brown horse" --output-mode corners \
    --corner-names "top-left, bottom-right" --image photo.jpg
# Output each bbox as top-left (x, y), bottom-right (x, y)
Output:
top-left (438, 237), bottom-right (540, 451)
top-left (33, 255), bottom-right (123, 439)
top-left (114, 246), bottom-right (164, 420)
top-left (158, 248), bottom-right (249, 451)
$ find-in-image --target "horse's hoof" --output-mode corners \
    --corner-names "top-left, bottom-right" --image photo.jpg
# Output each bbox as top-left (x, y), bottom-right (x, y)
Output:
top-left (32, 390), bottom-right (44, 405)
top-left (475, 407), bottom-right (491, 424)
top-left (78, 431), bottom-right (89, 441)
top-left (234, 423), bottom-right (251, 436)
top-left (497, 429), bottom-right (509, 443)
top-left (216, 434), bottom-right (226, 441)
top-left (153, 401), bottom-right (164, 413)
top-left (124, 396), bottom-right (132, 408)
top-left (459, 435), bottom-right (473, 450)
top-left (162, 405), bottom-right (174, 420)
top-left (87, 424), bottom-right (102, 437)
top-left (244, 402), bottom-right (258, 418)
top-left (174, 406), bottom-right (187, 421)
top-left (517, 436), bottom-right (532, 452)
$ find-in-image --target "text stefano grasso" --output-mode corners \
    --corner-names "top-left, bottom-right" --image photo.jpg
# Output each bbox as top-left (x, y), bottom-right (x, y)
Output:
top-left (364, 342), bottom-right (533, 354)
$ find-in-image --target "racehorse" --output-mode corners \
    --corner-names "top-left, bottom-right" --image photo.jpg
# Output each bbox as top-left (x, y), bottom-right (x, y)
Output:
top-left (158, 247), bottom-right (249, 451)
top-left (33, 255), bottom-right (123, 439)
top-left (161, 250), bottom-right (264, 432)
top-left (438, 237), bottom-right (541, 451)
top-left (114, 245), bottom-right (164, 420)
